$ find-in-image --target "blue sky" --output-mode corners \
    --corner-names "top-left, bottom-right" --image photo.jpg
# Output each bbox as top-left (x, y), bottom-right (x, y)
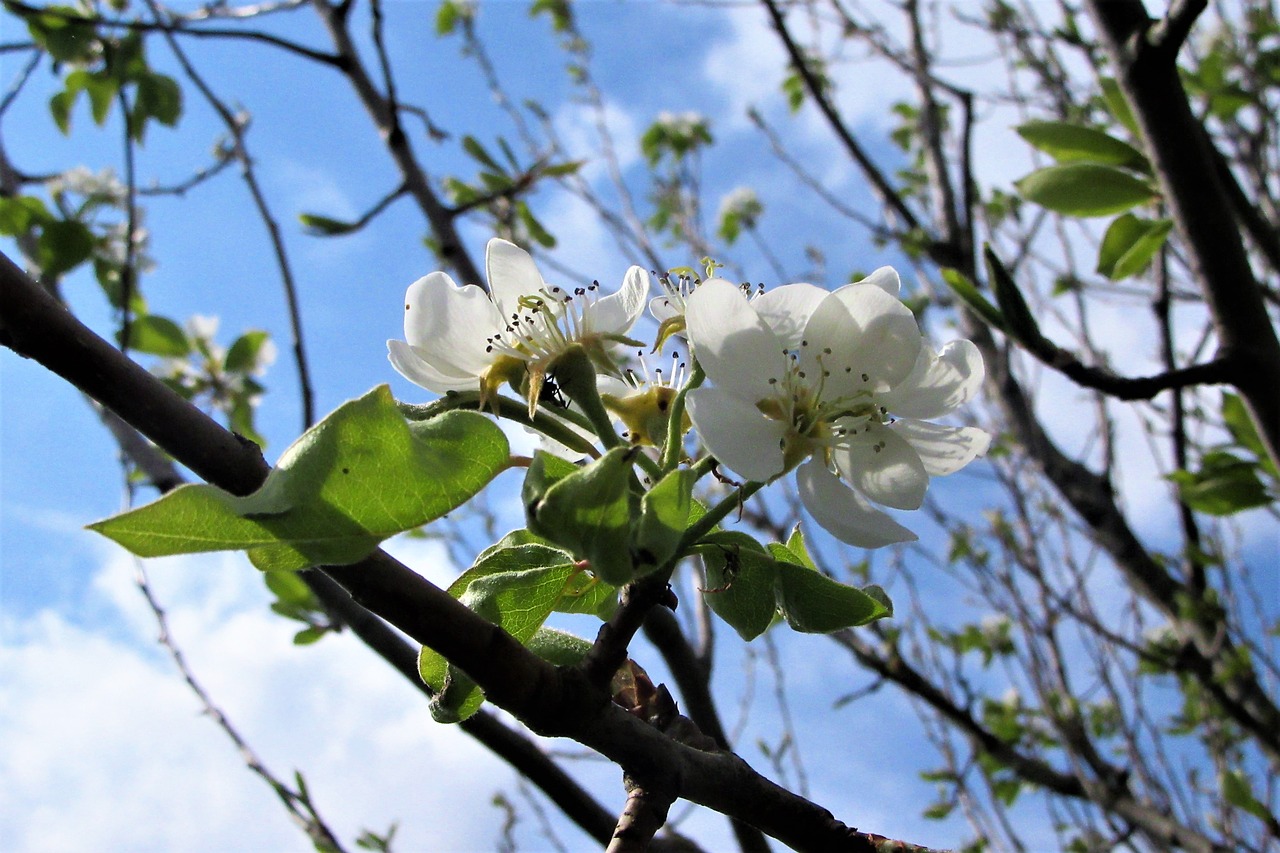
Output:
top-left (3, 1), bottom-right (1275, 851)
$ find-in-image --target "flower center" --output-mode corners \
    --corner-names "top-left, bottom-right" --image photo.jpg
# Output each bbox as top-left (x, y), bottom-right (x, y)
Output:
top-left (483, 282), bottom-right (603, 366)
top-left (759, 338), bottom-right (890, 467)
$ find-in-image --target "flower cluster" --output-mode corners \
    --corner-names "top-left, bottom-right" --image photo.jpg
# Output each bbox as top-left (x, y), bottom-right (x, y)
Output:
top-left (389, 241), bottom-right (988, 548)
top-left (682, 269), bottom-right (989, 546)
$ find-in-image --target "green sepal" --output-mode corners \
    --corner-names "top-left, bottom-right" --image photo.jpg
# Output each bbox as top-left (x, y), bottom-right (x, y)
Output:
top-left (88, 385), bottom-right (509, 571)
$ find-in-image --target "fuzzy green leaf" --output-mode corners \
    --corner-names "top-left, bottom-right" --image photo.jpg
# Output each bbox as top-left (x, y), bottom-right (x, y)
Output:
top-left (88, 386), bottom-right (509, 571)
top-left (773, 561), bottom-right (892, 633)
top-left (418, 542), bottom-right (589, 722)
top-left (701, 532), bottom-right (777, 641)
top-left (527, 446), bottom-right (637, 585)
top-left (632, 467), bottom-right (695, 573)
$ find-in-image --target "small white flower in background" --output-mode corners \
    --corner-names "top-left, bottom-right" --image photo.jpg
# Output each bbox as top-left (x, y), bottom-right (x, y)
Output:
top-left (650, 262), bottom-right (760, 353)
top-left (684, 268), bottom-right (990, 548)
top-left (388, 238), bottom-right (649, 414)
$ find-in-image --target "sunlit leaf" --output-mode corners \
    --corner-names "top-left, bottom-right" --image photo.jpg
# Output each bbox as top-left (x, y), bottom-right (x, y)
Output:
top-left (1015, 163), bottom-right (1155, 217)
top-left (88, 386), bottom-right (510, 570)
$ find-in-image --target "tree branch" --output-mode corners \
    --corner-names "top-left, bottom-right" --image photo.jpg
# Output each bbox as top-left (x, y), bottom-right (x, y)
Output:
top-left (1085, 0), bottom-right (1280, 469)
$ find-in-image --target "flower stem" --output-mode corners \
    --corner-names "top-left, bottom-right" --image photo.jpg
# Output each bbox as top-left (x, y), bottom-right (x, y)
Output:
top-left (660, 360), bottom-right (703, 472)
top-left (397, 391), bottom-right (602, 459)
top-left (671, 480), bottom-right (764, 561)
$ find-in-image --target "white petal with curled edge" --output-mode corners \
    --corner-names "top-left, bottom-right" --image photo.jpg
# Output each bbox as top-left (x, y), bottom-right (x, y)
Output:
top-left (857, 266), bottom-right (901, 298)
top-left (588, 265), bottom-right (649, 335)
top-left (485, 238), bottom-right (546, 315)
top-left (650, 294), bottom-right (682, 324)
top-left (751, 282), bottom-right (829, 350)
top-left (881, 339), bottom-right (985, 420)
top-left (403, 273), bottom-right (502, 377)
top-left (388, 340), bottom-right (476, 393)
top-left (685, 280), bottom-right (787, 405)
top-left (686, 386), bottom-right (788, 482)
top-left (893, 419), bottom-right (991, 476)
top-left (832, 422), bottom-right (929, 510)
top-left (796, 460), bottom-right (918, 548)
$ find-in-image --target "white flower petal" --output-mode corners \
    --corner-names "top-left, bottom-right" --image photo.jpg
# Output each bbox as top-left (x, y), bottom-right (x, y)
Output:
top-left (588, 265), bottom-right (649, 335)
top-left (751, 282), bottom-right (829, 350)
top-left (650, 295), bottom-right (682, 324)
top-left (832, 422), bottom-right (929, 510)
top-left (388, 340), bottom-right (477, 393)
top-left (796, 460), bottom-right (918, 548)
top-left (403, 273), bottom-right (502, 377)
top-left (881, 339), bottom-right (985, 420)
top-left (857, 266), bottom-right (901, 298)
top-left (801, 285), bottom-right (923, 398)
top-left (893, 419), bottom-right (991, 476)
top-left (686, 387), bottom-right (788, 482)
top-left (485, 238), bottom-right (546, 314)
top-left (685, 280), bottom-right (787, 405)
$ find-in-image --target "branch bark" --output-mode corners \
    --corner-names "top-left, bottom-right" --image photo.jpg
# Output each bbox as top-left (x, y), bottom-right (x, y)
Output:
top-left (1085, 0), bottom-right (1280, 470)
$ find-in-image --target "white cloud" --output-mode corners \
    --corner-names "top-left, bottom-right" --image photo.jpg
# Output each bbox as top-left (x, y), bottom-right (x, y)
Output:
top-left (0, 545), bottom-right (581, 852)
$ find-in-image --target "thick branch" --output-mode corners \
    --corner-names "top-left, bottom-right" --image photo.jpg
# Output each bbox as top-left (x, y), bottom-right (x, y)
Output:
top-left (1085, 0), bottom-right (1280, 469)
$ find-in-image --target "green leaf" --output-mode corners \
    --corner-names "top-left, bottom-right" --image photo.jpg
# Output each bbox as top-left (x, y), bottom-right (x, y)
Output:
top-left (527, 446), bottom-right (637, 586)
top-left (461, 135), bottom-right (505, 175)
top-left (298, 213), bottom-right (361, 236)
top-left (434, 0), bottom-right (461, 35)
top-left (1169, 451), bottom-right (1271, 516)
top-left (264, 569), bottom-right (316, 609)
top-left (122, 314), bottom-right (191, 357)
top-left (418, 543), bottom-right (586, 722)
top-left (135, 72), bottom-right (182, 128)
top-left (516, 200), bottom-right (556, 248)
top-left (773, 561), bottom-right (892, 633)
top-left (225, 330), bottom-right (271, 373)
top-left (1015, 121), bottom-right (1149, 172)
top-left (984, 246), bottom-right (1048, 351)
top-left (701, 532), bottom-right (777, 641)
top-left (526, 627), bottom-right (591, 666)
top-left (632, 467), bottom-right (695, 572)
top-left (784, 525), bottom-right (816, 570)
top-left (0, 196), bottom-right (54, 236)
top-left (82, 72), bottom-right (119, 127)
top-left (36, 219), bottom-right (95, 277)
top-left (1222, 393), bottom-right (1270, 466)
top-left (1221, 770), bottom-right (1273, 822)
top-left (1096, 214), bottom-right (1173, 280)
top-left (1015, 163), bottom-right (1155, 217)
top-left (88, 386), bottom-right (510, 571)
top-left (940, 267), bottom-right (1007, 334)
top-left (1099, 78), bottom-right (1140, 137)
top-left (26, 6), bottom-right (98, 63)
